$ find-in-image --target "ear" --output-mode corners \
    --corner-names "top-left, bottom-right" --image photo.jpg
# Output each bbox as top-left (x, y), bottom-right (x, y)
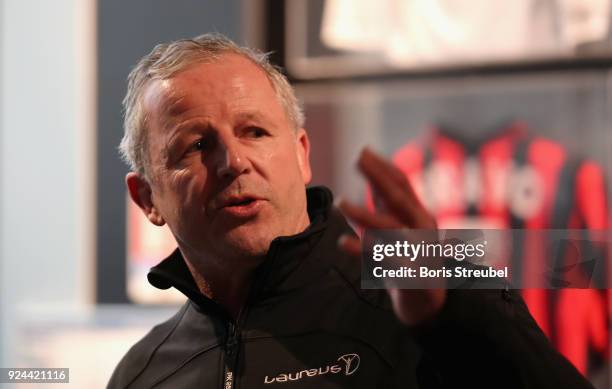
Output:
top-left (126, 172), bottom-right (166, 226)
top-left (295, 128), bottom-right (312, 184)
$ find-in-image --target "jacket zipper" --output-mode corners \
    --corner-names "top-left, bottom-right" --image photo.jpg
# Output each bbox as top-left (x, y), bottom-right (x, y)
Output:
top-left (222, 242), bottom-right (280, 388)
top-left (222, 306), bottom-right (248, 389)
top-left (222, 321), bottom-right (238, 388)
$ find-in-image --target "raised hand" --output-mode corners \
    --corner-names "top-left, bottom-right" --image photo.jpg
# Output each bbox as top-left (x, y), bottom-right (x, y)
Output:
top-left (337, 147), bottom-right (445, 326)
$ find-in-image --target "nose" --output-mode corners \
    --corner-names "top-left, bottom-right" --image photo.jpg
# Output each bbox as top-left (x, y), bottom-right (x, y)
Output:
top-left (215, 138), bottom-right (249, 179)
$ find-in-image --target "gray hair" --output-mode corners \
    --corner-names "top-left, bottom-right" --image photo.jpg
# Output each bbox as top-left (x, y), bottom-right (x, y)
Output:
top-left (118, 33), bottom-right (304, 178)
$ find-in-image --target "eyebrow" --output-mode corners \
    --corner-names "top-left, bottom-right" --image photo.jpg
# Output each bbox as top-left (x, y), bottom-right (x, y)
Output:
top-left (234, 111), bottom-right (269, 125)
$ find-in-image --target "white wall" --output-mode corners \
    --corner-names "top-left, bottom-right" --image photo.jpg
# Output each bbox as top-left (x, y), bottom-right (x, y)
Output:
top-left (0, 0), bottom-right (96, 368)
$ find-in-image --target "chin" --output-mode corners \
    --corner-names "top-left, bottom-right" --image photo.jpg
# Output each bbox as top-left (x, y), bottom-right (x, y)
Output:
top-left (222, 229), bottom-right (274, 259)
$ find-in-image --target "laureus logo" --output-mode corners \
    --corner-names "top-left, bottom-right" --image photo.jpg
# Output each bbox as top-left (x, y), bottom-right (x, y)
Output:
top-left (263, 353), bottom-right (361, 384)
top-left (337, 353), bottom-right (360, 375)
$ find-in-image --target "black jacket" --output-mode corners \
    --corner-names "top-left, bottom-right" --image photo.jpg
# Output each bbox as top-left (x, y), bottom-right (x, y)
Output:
top-left (108, 186), bottom-right (593, 389)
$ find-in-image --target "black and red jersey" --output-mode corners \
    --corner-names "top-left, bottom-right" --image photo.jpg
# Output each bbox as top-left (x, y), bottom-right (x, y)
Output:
top-left (385, 122), bottom-right (609, 375)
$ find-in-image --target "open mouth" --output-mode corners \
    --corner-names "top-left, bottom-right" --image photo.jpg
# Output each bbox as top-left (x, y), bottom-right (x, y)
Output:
top-left (224, 197), bottom-right (257, 207)
top-left (218, 195), bottom-right (264, 218)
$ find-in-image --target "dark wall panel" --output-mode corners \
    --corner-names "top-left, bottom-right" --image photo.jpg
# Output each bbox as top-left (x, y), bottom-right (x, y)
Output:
top-left (97, 0), bottom-right (242, 303)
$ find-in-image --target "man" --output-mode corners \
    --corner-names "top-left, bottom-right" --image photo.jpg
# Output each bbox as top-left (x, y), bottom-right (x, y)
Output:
top-left (109, 33), bottom-right (593, 388)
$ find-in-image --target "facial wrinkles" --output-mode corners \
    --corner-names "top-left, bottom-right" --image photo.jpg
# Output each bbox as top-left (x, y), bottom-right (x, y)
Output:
top-left (163, 95), bottom-right (242, 171)
top-left (212, 84), bottom-right (279, 207)
top-left (153, 79), bottom-right (186, 127)
top-left (227, 67), bottom-right (250, 98)
top-left (145, 80), bottom-right (183, 173)
top-left (153, 59), bottom-right (295, 215)
top-left (164, 131), bottom-right (267, 223)
top-left (226, 64), bottom-right (282, 117)
top-left (160, 168), bottom-right (192, 224)
top-left (224, 130), bottom-right (282, 209)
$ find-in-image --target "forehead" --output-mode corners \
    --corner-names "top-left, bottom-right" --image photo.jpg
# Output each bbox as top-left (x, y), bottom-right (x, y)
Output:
top-left (142, 53), bottom-right (282, 122)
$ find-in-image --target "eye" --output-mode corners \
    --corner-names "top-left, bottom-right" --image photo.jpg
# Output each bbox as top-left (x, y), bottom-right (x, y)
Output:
top-left (246, 126), bottom-right (268, 138)
top-left (190, 137), bottom-right (211, 153)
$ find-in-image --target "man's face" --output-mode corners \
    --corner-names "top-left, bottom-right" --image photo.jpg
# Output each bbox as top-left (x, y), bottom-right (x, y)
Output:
top-left (129, 54), bottom-right (311, 263)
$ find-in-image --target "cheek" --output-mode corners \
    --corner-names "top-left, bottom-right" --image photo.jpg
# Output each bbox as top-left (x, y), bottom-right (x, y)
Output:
top-left (256, 146), bottom-right (276, 169)
top-left (265, 142), bottom-right (301, 178)
top-left (279, 153), bottom-right (304, 187)
top-left (165, 168), bottom-right (209, 215)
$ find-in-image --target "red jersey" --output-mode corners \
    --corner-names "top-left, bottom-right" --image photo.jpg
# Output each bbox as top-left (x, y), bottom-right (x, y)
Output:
top-left (386, 122), bottom-right (609, 375)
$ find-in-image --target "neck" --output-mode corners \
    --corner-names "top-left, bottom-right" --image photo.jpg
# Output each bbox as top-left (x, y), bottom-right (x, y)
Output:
top-left (180, 209), bottom-right (313, 320)
top-left (183, 252), bottom-right (256, 320)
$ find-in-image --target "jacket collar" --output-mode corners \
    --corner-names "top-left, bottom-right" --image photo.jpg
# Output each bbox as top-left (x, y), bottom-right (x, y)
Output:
top-left (147, 186), bottom-right (349, 314)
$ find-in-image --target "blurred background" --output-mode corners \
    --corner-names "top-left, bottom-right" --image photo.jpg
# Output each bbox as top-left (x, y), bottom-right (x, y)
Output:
top-left (0, 0), bottom-right (610, 387)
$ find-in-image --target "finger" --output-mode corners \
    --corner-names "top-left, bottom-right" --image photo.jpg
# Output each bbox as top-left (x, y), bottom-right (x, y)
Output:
top-left (358, 148), bottom-right (419, 206)
top-left (337, 198), bottom-right (403, 229)
top-left (359, 148), bottom-right (420, 205)
top-left (359, 147), bottom-right (410, 190)
top-left (338, 234), bottom-right (361, 257)
top-left (358, 148), bottom-right (431, 227)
